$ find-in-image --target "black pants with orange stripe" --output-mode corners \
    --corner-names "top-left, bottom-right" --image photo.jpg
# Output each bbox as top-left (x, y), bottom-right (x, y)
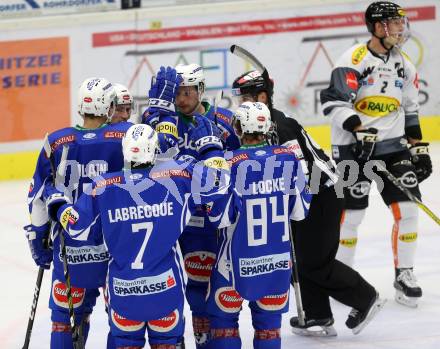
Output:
top-left (290, 186), bottom-right (376, 320)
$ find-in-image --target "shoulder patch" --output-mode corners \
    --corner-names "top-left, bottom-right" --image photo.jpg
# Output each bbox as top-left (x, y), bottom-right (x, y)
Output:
top-left (95, 176), bottom-right (122, 188)
top-left (104, 131), bottom-right (125, 139)
top-left (51, 135), bottom-right (75, 151)
top-left (272, 147), bottom-right (294, 155)
top-left (227, 153), bottom-right (249, 166)
top-left (352, 45), bottom-right (368, 65)
top-left (215, 112), bottom-right (232, 125)
top-left (150, 169), bottom-right (191, 179)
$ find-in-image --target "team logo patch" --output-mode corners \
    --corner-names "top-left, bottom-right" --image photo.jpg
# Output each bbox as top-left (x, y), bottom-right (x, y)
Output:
top-left (60, 207), bottom-right (79, 230)
top-left (256, 292), bottom-right (289, 311)
top-left (340, 238), bottom-right (358, 247)
top-left (399, 232), bottom-right (418, 242)
top-left (399, 171), bottom-right (418, 188)
top-left (349, 181), bottom-right (371, 199)
top-left (148, 309), bottom-right (179, 333)
top-left (111, 309), bottom-right (145, 332)
top-left (52, 280), bottom-right (85, 309)
top-left (215, 287), bottom-right (243, 313)
top-left (352, 45), bottom-right (368, 65)
top-left (82, 133), bottom-right (96, 140)
top-left (355, 96), bottom-right (400, 117)
top-left (345, 71), bottom-right (359, 90)
top-left (184, 251), bottom-right (216, 282)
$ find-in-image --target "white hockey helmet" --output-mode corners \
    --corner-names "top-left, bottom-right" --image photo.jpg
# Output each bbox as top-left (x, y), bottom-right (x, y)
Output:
top-left (113, 83), bottom-right (134, 106)
top-left (122, 124), bottom-right (159, 165)
top-left (78, 77), bottom-right (116, 117)
top-left (234, 101), bottom-right (272, 135)
top-left (175, 63), bottom-right (205, 94)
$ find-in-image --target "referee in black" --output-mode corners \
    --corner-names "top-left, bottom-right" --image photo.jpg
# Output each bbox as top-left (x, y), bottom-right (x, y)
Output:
top-left (231, 71), bottom-right (383, 336)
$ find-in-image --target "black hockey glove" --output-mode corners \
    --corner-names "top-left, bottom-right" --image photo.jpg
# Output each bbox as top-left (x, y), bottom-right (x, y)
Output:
top-left (352, 128), bottom-right (378, 162)
top-left (410, 142), bottom-right (432, 183)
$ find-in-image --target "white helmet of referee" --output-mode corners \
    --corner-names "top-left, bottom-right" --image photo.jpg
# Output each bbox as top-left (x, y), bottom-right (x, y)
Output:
top-left (234, 101), bottom-right (272, 135)
top-left (122, 124), bottom-right (159, 165)
top-left (77, 77), bottom-right (116, 117)
top-left (175, 63), bottom-right (205, 95)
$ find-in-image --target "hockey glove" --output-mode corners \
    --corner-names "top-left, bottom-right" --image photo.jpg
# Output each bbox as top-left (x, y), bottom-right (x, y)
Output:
top-left (25, 223), bottom-right (52, 269)
top-left (410, 142), bottom-right (432, 182)
top-left (352, 128), bottom-right (378, 162)
top-left (44, 185), bottom-right (71, 221)
top-left (190, 115), bottom-right (224, 158)
top-left (147, 66), bottom-right (182, 116)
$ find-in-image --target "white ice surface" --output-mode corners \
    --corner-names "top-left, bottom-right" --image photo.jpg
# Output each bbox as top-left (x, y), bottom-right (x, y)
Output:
top-left (1, 144), bottom-right (439, 348)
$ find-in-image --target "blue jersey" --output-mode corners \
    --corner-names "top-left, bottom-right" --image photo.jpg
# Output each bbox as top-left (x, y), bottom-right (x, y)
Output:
top-left (56, 158), bottom-right (240, 321)
top-left (215, 144), bottom-right (312, 301)
top-left (27, 122), bottom-right (131, 288)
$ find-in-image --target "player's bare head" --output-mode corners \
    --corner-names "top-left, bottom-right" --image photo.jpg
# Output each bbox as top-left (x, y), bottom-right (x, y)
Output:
top-left (122, 124), bottom-right (159, 169)
top-left (175, 64), bottom-right (205, 116)
top-left (233, 101), bottom-right (272, 144)
top-left (232, 70), bottom-right (274, 109)
top-left (78, 77), bottom-right (116, 122)
top-left (112, 83), bottom-right (134, 124)
top-left (365, 1), bottom-right (409, 49)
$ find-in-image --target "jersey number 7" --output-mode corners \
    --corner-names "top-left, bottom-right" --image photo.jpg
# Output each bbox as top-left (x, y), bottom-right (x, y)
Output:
top-left (131, 222), bottom-right (153, 269)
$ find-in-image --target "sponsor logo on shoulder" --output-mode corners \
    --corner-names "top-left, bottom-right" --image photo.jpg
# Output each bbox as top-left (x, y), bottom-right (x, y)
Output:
top-left (51, 135), bottom-right (75, 151)
top-left (227, 153), bottom-right (249, 166)
top-left (95, 176), bottom-right (122, 188)
top-left (399, 232), bottom-right (418, 242)
top-left (104, 131), bottom-right (125, 139)
top-left (352, 45), bottom-right (368, 65)
top-left (82, 132), bottom-right (96, 140)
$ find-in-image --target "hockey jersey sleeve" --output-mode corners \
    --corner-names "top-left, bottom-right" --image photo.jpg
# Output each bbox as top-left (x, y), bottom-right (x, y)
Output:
top-left (189, 157), bottom-right (241, 229)
top-left (401, 53), bottom-right (422, 139)
top-left (56, 189), bottom-right (101, 241)
top-left (320, 44), bottom-right (366, 132)
top-left (289, 158), bottom-right (312, 221)
top-left (28, 148), bottom-right (53, 228)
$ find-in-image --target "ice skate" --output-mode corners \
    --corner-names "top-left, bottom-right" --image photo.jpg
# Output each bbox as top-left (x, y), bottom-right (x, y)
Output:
top-left (394, 268), bottom-right (422, 308)
top-left (290, 316), bottom-right (337, 337)
top-left (346, 292), bottom-right (386, 335)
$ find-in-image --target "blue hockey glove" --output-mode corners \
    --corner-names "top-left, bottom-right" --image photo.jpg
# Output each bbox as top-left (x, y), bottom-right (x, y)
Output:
top-left (25, 223), bottom-right (52, 269)
top-left (147, 66), bottom-right (182, 116)
top-left (44, 185), bottom-right (71, 221)
top-left (190, 115), bottom-right (223, 157)
top-left (410, 142), bottom-right (432, 182)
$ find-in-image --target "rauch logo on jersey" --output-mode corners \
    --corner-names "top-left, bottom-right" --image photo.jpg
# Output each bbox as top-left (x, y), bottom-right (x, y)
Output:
top-left (352, 45), bottom-right (368, 65)
top-left (355, 96), bottom-right (400, 117)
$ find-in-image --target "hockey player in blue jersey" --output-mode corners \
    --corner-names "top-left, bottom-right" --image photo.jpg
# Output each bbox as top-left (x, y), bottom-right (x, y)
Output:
top-left (112, 83), bottom-right (134, 124)
top-left (26, 77), bottom-right (131, 348)
top-left (44, 121), bottom-right (241, 349)
top-left (205, 101), bottom-right (312, 349)
top-left (143, 64), bottom-right (240, 347)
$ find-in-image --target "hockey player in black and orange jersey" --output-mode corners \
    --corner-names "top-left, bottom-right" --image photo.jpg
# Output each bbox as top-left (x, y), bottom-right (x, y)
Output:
top-left (321, 1), bottom-right (432, 308)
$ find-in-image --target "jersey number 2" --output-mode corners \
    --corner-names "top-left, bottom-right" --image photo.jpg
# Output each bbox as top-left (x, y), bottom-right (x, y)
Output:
top-left (131, 222), bottom-right (153, 269)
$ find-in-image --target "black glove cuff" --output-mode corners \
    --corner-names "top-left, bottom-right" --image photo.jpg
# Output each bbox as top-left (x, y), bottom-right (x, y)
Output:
top-left (405, 125), bottom-right (423, 140)
top-left (343, 115), bottom-right (362, 132)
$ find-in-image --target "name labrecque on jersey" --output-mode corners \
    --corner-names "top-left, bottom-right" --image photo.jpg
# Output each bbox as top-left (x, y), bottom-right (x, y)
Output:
top-left (108, 202), bottom-right (174, 223)
top-left (239, 252), bottom-right (291, 277)
top-left (59, 244), bottom-right (109, 264)
top-left (113, 270), bottom-right (177, 296)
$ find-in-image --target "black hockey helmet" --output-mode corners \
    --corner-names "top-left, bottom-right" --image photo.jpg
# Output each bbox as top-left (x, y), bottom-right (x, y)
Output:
top-left (365, 1), bottom-right (405, 33)
top-left (232, 70), bottom-right (274, 100)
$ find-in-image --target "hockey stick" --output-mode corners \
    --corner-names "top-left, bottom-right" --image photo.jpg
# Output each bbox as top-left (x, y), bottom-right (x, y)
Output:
top-left (43, 138), bottom-right (84, 349)
top-left (375, 162), bottom-right (440, 226)
top-left (230, 45), bottom-right (270, 84)
top-left (22, 265), bottom-right (45, 349)
top-left (213, 89), bottom-right (223, 125)
top-left (289, 226), bottom-right (306, 327)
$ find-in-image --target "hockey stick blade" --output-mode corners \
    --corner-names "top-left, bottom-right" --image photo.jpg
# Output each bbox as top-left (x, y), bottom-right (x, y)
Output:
top-left (230, 45), bottom-right (270, 87)
top-left (213, 90), bottom-right (224, 125)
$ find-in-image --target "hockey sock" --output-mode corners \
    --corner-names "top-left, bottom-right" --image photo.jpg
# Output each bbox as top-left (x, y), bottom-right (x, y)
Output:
top-left (390, 202), bottom-right (418, 268)
top-left (209, 328), bottom-right (241, 349)
top-left (192, 315), bottom-right (210, 348)
top-left (337, 209), bottom-right (367, 266)
top-left (253, 329), bottom-right (281, 349)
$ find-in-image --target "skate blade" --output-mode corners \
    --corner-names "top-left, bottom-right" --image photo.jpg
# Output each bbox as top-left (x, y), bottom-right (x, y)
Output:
top-left (352, 298), bottom-right (387, 335)
top-left (291, 325), bottom-right (337, 337)
top-left (395, 290), bottom-right (418, 308)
